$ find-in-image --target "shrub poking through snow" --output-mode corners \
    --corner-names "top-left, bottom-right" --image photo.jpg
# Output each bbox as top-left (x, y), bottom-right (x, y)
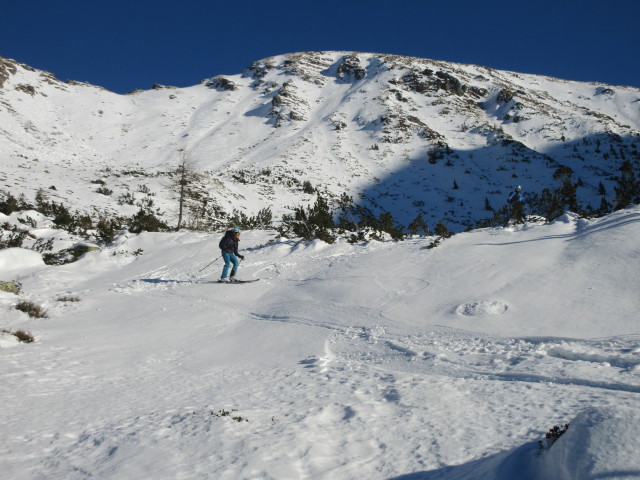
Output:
top-left (538, 423), bottom-right (570, 451)
top-left (15, 300), bottom-right (48, 318)
top-left (213, 409), bottom-right (248, 422)
top-left (12, 329), bottom-right (35, 343)
top-left (1, 328), bottom-right (34, 343)
top-left (57, 295), bottom-right (80, 302)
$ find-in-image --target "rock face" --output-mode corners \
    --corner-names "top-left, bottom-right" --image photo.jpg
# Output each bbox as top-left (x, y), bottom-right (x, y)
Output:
top-left (0, 281), bottom-right (20, 294)
top-left (0, 51), bottom-right (639, 230)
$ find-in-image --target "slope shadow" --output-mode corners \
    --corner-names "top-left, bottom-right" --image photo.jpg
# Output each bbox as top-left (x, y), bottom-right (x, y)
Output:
top-left (388, 441), bottom-right (539, 480)
top-left (475, 211), bottom-right (640, 246)
top-left (350, 131), bottom-right (637, 232)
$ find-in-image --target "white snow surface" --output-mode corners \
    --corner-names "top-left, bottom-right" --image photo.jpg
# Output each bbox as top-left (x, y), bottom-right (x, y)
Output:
top-left (2, 207), bottom-right (640, 479)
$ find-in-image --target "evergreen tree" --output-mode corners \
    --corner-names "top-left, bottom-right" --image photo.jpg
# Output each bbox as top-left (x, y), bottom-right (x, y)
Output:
top-left (434, 220), bottom-right (453, 238)
top-left (279, 194), bottom-right (336, 243)
top-left (614, 159), bottom-right (640, 210)
top-left (537, 188), bottom-right (564, 222)
top-left (552, 165), bottom-right (580, 212)
top-left (407, 212), bottom-right (430, 236)
top-left (377, 212), bottom-right (404, 241)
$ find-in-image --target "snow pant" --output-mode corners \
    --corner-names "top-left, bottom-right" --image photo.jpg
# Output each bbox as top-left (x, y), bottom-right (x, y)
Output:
top-left (221, 251), bottom-right (239, 279)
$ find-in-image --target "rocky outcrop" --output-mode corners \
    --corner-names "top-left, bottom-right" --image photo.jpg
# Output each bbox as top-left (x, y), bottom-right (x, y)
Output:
top-left (395, 69), bottom-right (487, 99)
top-left (270, 81), bottom-right (308, 126)
top-left (203, 76), bottom-right (238, 91)
top-left (336, 55), bottom-right (367, 81)
top-left (0, 57), bottom-right (18, 89)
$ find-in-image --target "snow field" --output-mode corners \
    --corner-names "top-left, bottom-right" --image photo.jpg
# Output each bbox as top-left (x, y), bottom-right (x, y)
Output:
top-left (1, 208), bottom-right (640, 479)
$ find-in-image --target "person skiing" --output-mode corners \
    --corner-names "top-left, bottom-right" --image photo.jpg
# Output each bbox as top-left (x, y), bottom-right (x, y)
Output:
top-left (505, 185), bottom-right (526, 224)
top-left (508, 185), bottom-right (524, 205)
top-left (218, 227), bottom-right (245, 282)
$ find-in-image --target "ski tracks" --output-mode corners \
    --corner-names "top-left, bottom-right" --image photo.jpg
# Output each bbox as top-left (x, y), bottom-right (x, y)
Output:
top-left (322, 326), bottom-right (640, 394)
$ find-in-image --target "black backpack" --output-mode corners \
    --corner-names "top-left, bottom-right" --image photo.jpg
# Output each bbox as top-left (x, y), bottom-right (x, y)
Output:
top-left (219, 230), bottom-right (235, 250)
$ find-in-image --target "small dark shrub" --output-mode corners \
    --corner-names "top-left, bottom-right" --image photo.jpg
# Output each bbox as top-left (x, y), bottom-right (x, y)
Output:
top-left (43, 244), bottom-right (97, 265)
top-left (228, 207), bottom-right (273, 230)
top-left (302, 180), bottom-right (315, 194)
top-left (1, 328), bottom-right (34, 343)
top-left (128, 209), bottom-right (169, 234)
top-left (15, 300), bottom-right (48, 318)
top-left (57, 295), bottom-right (80, 302)
top-left (13, 329), bottom-right (35, 343)
top-left (96, 186), bottom-right (113, 196)
top-left (538, 423), bottom-right (570, 451)
top-left (96, 217), bottom-right (124, 244)
top-left (117, 192), bottom-right (136, 205)
top-left (434, 220), bottom-right (453, 238)
top-left (0, 229), bottom-right (28, 249)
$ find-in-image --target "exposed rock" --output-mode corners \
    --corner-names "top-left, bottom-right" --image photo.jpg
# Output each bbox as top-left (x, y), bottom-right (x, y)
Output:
top-left (244, 59), bottom-right (276, 80)
top-left (396, 69), bottom-right (487, 99)
top-left (270, 81), bottom-right (308, 126)
top-left (336, 55), bottom-right (367, 81)
top-left (496, 88), bottom-right (515, 104)
top-left (0, 57), bottom-right (18, 89)
top-left (15, 84), bottom-right (36, 96)
top-left (203, 76), bottom-right (238, 91)
top-left (0, 281), bottom-right (20, 295)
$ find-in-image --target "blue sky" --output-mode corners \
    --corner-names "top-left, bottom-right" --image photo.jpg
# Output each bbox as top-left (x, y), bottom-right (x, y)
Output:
top-left (1, 0), bottom-right (638, 94)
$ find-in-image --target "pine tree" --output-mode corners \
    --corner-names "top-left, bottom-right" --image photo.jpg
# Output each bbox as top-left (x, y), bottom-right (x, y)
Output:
top-left (377, 212), bottom-right (404, 240)
top-left (407, 212), bottom-right (430, 236)
top-left (614, 159), bottom-right (640, 210)
top-left (434, 220), bottom-right (452, 238)
top-left (279, 194), bottom-right (336, 243)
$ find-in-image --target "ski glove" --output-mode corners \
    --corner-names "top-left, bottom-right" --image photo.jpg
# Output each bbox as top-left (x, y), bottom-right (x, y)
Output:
top-left (239, 255), bottom-right (245, 260)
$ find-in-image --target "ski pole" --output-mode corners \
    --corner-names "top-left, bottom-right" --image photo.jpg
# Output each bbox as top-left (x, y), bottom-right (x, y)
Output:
top-left (196, 256), bottom-right (221, 274)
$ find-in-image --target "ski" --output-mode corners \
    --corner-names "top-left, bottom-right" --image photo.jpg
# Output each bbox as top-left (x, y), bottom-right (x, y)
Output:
top-left (215, 279), bottom-right (260, 284)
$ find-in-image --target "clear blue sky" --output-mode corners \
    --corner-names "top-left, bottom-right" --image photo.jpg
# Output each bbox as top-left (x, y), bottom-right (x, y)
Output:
top-left (1, 0), bottom-right (638, 94)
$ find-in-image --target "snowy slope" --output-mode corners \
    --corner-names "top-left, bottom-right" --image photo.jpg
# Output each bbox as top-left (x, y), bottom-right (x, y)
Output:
top-left (1, 206), bottom-right (639, 479)
top-left (1, 52), bottom-right (639, 230)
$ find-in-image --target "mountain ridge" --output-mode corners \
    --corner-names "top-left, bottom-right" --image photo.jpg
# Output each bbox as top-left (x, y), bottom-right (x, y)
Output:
top-left (1, 51), bottom-right (639, 232)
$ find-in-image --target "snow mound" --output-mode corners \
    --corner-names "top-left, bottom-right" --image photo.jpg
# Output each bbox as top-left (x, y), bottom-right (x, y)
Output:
top-left (0, 330), bottom-right (20, 349)
top-left (537, 406), bottom-right (640, 480)
top-left (456, 300), bottom-right (509, 316)
top-left (0, 247), bottom-right (44, 279)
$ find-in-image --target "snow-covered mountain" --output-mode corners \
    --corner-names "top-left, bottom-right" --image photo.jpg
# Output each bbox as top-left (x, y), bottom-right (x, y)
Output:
top-left (2, 52), bottom-right (639, 230)
top-left (2, 51), bottom-right (640, 480)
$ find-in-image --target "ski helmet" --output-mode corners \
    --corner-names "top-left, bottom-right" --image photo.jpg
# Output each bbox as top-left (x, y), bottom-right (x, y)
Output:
top-left (234, 227), bottom-right (242, 234)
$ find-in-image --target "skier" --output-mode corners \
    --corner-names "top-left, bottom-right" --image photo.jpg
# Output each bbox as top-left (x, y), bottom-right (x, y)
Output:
top-left (218, 227), bottom-right (245, 282)
top-left (505, 185), bottom-right (526, 224)
top-left (507, 185), bottom-right (524, 205)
